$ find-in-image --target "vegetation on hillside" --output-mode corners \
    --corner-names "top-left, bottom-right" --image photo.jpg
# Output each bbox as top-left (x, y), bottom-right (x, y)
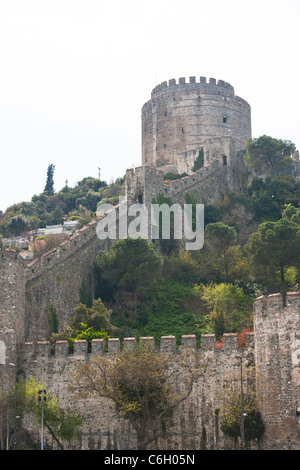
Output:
top-left (2, 135), bottom-right (300, 346)
top-left (0, 165), bottom-right (125, 237)
top-left (2, 135), bottom-right (299, 449)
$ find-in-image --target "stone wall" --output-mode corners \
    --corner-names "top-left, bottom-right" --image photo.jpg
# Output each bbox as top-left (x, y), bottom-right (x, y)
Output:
top-left (17, 292), bottom-right (299, 451)
top-left (22, 333), bottom-right (255, 450)
top-left (142, 76), bottom-right (251, 170)
top-left (1, 238), bottom-right (300, 449)
top-left (126, 158), bottom-right (242, 210)
top-left (253, 292), bottom-right (300, 450)
top-left (0, 250), bottom-right (26, 384)
top-left (24, 219), bottom-right (112, 342)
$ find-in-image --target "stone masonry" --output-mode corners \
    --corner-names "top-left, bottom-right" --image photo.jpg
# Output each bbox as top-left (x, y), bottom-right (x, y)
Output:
top-left (142, 76), bottom-right (251, 171)
top-left (18, 293), bottom-right (300, 450)
top-left (0, 76), bottom-right (299, 450)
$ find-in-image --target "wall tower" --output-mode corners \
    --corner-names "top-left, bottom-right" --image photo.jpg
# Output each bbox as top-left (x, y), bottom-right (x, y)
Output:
top-left (0, 250), bottom-right (26, 384)
top-left (254, 292), bottom-right (300, 450)
top-left (142, 76), bottom-right (251, 173)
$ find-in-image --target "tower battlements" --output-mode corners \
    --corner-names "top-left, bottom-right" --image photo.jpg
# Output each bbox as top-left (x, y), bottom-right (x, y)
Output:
top-left (142, 75), bottom-right (251, 172)
top-left (253, 291), bottom-right (300, 316)
top-left (150, 76), bottom-right (235, 99)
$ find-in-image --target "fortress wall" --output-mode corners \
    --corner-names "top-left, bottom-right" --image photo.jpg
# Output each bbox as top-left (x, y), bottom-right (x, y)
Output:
top-left (142, 77), bottom-right (251, 169)
top-left (127, 135), bottom-right (244, 210)
top-left (128, 156), bottom-right (240, 209)
top-left (125, 165), bottom-right (164, 206)
top-left (253, 292), bottom-right (300, 450)
top-left (24, 218), bottom-right (112, 342)
top-left (0, 250), bottom-right (26, 384)
top-left (22, 333), bottom-right (255, 450)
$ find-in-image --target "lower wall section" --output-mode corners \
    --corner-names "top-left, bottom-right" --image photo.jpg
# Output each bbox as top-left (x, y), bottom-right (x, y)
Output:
top-left (22, 334), bottom-right (255, 450)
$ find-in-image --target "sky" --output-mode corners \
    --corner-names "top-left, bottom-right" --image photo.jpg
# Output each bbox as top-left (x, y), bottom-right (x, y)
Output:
top-left (0, 0), bottom-right (299, 212)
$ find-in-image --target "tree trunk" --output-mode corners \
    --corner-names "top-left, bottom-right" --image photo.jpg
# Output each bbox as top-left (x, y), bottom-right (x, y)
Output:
top-left (46, 424), bottom-right (64, 450)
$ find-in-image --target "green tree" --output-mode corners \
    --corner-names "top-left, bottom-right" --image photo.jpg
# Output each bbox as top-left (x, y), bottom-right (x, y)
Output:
top-left (152, 194), bottom-right (180, 255)
top-left (96, 238), bottom-right (163, 325)
top-left (245, 218), bottom-right (300, 303)
top-left (204, 222), bottom-right (245, 282)
top-left (44, 164), bottom-right (55, 195)
top-left (244, 135), bottom-right (295, 176)
top-left (17, 377), bottom-right (83, 449)
top-left (5, 215), bottom-right (28, 236)
top-left (192, 148), bottom-right (204, 172)
top-left (219, 366), bottom-right (265, 449)
top-left (194, 283), bottom-right (251, 338)
top-left (69, 343), bottom-right (207, 450)
top-left (50, 298), bottom-right (118, 345)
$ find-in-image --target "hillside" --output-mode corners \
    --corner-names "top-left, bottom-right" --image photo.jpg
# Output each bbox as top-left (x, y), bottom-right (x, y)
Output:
top-left (15, 165), bottom-right (298, 347)
top-left (0, 172), bottom-right (125, 239)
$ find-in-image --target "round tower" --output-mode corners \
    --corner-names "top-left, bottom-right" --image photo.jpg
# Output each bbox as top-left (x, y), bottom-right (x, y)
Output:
top-left (142, 76), bottom-right (251, 170)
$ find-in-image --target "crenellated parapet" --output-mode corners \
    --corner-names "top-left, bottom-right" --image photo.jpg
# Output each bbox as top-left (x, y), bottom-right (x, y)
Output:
top-left (142, 76), bottom-right (251, 172)
top-left (22, 333), bottom-right (255, 363)
top-left (150, 76), bottom-right (235, 99)
top-left (8, 293), bottom-right (300, 450)
top-left (254, 291), bottom-right (300, 313)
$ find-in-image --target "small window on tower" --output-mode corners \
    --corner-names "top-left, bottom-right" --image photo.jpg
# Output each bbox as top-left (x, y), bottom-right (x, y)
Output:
top-left (223, 155), bottom-right (227, 166)
top-left (223, 116), bottom-right (227, 123)
top-left (182, 127), bottom-right (184, 133)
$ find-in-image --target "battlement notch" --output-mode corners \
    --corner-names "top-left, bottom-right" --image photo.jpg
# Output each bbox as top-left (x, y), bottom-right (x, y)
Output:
top-left (150, 76), bottom-right (235, 98)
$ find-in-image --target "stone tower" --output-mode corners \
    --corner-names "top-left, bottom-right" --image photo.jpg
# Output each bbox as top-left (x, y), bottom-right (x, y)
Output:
top-left (0, 250), bottom-right (26, 383)
top-left (253, 292), bottom-right (300, 450)
top-left (142, 76), bottom-right (251, 173)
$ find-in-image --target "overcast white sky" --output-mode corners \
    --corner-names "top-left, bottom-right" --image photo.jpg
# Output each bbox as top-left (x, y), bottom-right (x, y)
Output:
top-left (0, 0), bottom-right (299, 212)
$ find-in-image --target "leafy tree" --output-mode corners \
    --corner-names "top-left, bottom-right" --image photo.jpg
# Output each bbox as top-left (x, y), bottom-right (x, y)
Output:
top-left (4, 215), bottom-right (28, 236)
top-left (219, 366), bottom-right (265, 448)
top-left (204, 222), bottom-right (245, 282)
top-left (204, 204), bottom-right (220, 226)
top-left (192, 148), bottom-right (204, 171)
top-left (17, 377), bottom-right (83, 449)
top-left (152, 193), bottom-right (180, 255)
top-left (282, 204), bottom-right (300, 224)
top-left (245, 218), bottom-right (300, 303)
top-left (96, 238), bottom-right (163, 325)
top-left (44, 164), bottom-right (55, 195)
top-left (163, 248), bottom-right (200, 284)
top-left (244, 135), bottom-right (295, 176)
top-left (194, 283), bottom-right (251, 338)
top-left (69, 343), bottom-right (207, 450)
top-left (71, 298), bottom-right (117, 334)
top-left (50, 298), bottom-right (118, 345)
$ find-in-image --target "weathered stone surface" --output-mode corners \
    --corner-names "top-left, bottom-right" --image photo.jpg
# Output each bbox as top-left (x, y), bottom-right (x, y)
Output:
top-left (142, 76), bottom-right (251, 170)
top-left (1, 77), bottom-right (299, 450)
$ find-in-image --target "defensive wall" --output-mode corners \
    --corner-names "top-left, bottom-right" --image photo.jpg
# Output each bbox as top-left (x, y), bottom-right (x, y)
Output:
top-left (253, 292), bottom-right (300, 450)
top-left (18, 290), bottom-right (300, 450)
top-left (22, 332), bottom-right (255, 450)
top-left (0, 76), bottom-right (299, 449)
top-left (24, 218), bottom-right (110, 343)
top-left (142, 76), bottom-right (251, 170)
top-left (1, 227), bottom-right (300, 449)
top-left (126, 138), bottom-right (243, 208)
